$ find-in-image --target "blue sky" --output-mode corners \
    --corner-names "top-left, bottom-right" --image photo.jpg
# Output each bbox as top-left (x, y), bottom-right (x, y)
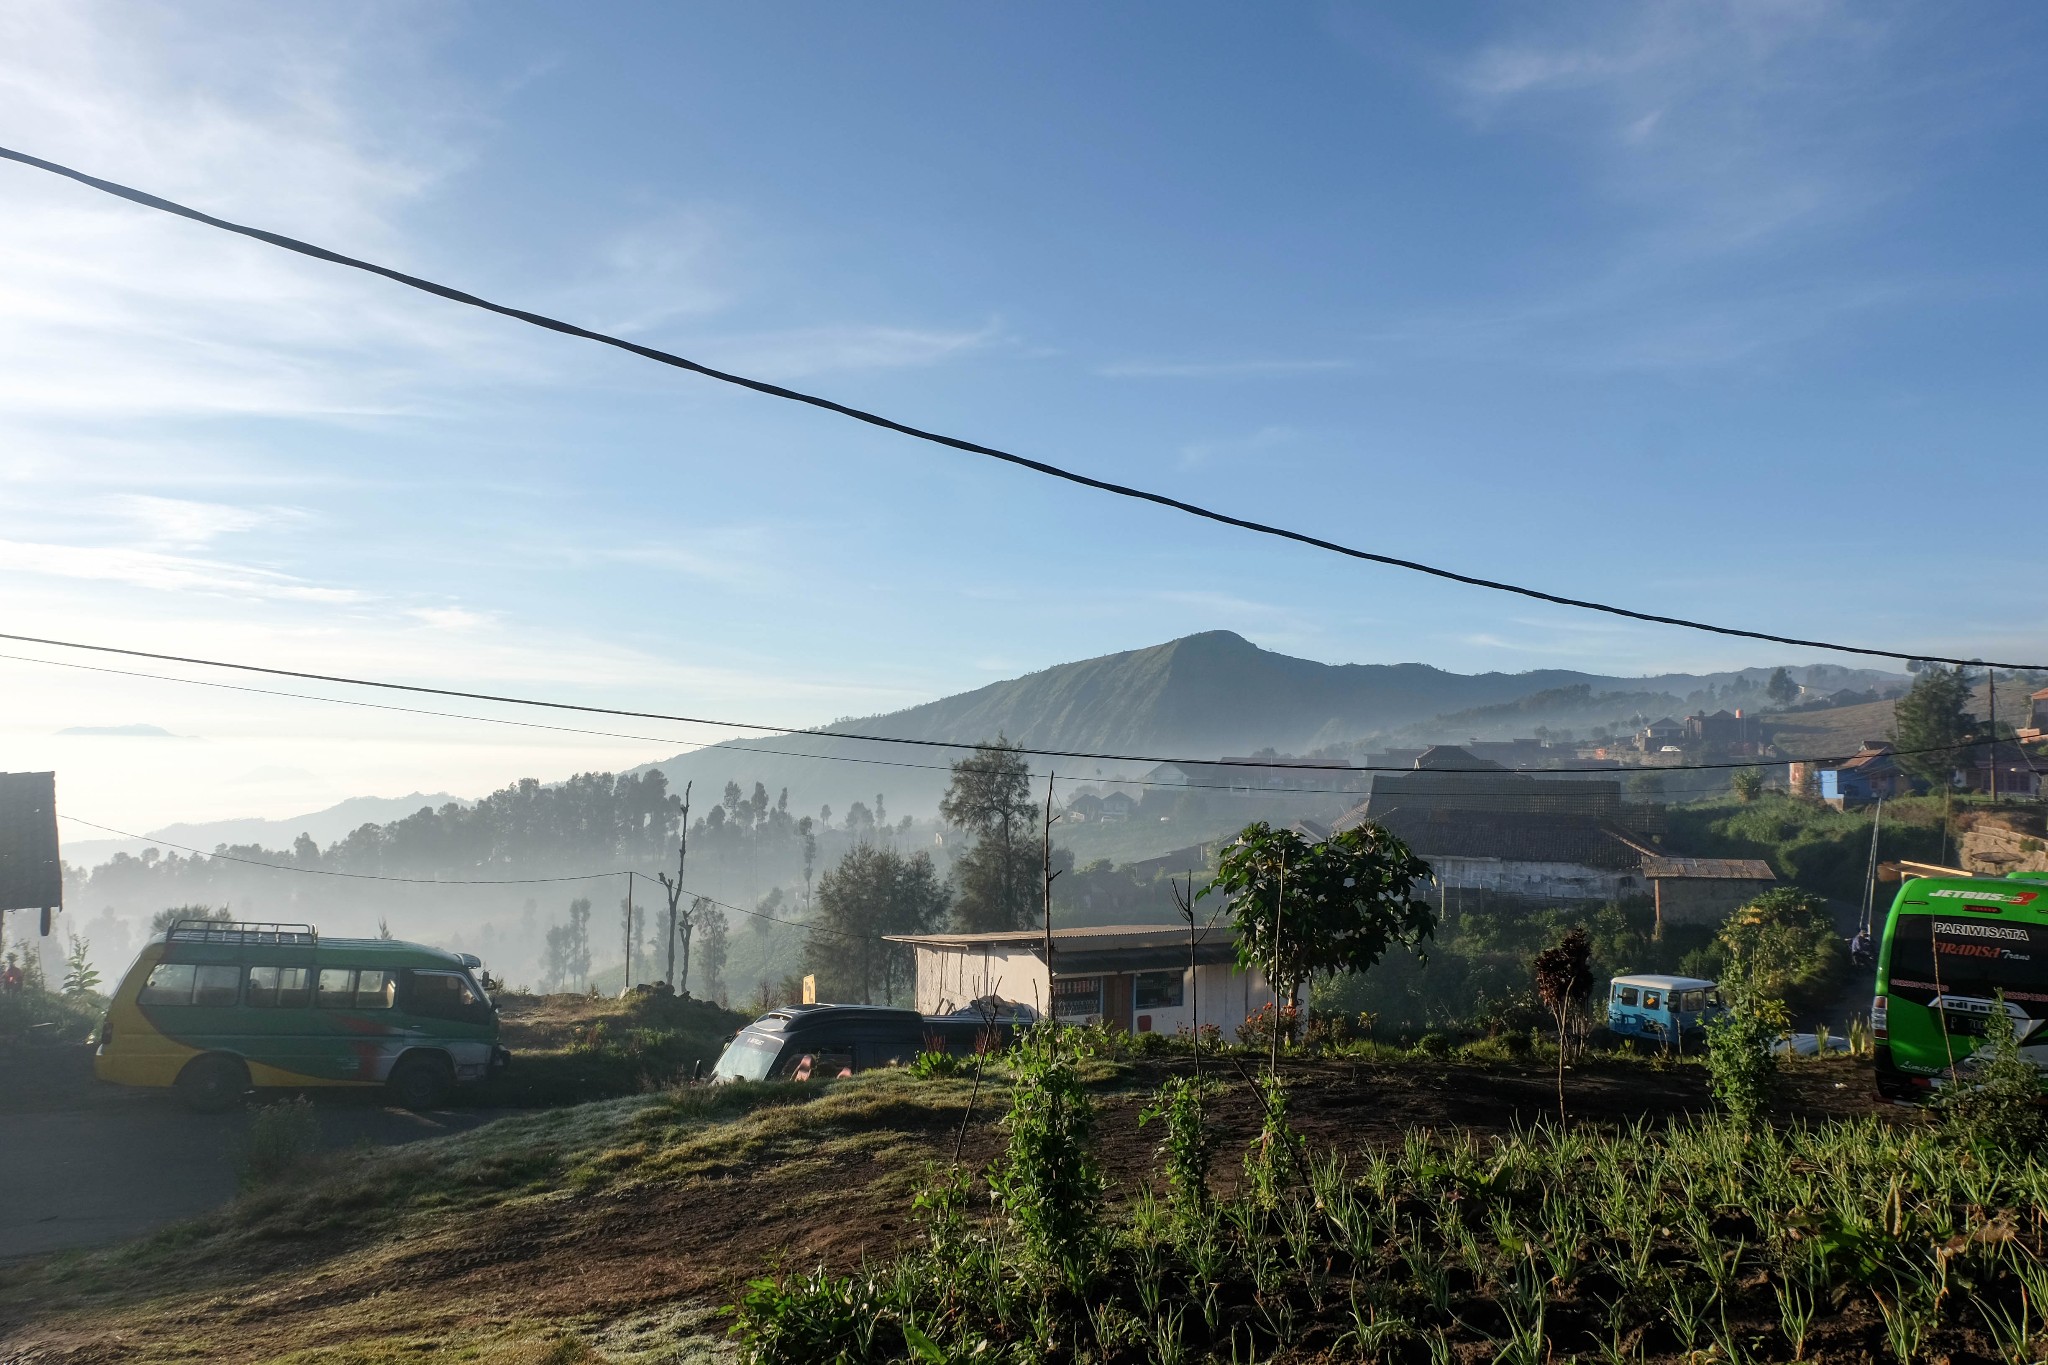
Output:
top-left (3, 1), bottom-right (2045, 831)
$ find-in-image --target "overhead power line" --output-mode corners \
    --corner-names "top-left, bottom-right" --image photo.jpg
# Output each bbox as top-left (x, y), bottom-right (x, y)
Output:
top-left (0, 631), bottom-right (1972, 776)
top-left (2, 144), bottom-right (2038, 672)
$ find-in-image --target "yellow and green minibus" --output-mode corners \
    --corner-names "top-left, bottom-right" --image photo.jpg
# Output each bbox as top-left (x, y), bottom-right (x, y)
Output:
top-left (96, 918), bottom-right (507, 1111)
top-left (1873, 870), bottom-right (2048, 1101)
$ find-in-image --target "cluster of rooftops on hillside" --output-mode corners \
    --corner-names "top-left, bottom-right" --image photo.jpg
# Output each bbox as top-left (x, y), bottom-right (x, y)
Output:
top-left (1067, 744), bottom-right (1777, 929)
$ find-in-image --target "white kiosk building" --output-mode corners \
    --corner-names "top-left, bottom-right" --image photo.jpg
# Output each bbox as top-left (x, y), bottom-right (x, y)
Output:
top-left (886, 924), bottom-right (1278, 1036)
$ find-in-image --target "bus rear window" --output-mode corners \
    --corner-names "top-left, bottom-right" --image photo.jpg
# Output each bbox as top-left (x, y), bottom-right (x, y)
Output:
top-left (1888, 917), bottom-right (2048, 1001)
top-left (139, 963), bottom-right (195, 1005)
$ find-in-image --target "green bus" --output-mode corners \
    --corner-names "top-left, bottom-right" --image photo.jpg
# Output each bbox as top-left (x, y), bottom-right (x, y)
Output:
top-left (96, 918), bottom-right (507, 1111)
top-left (1873, 870), bottom-right (2048, 1101)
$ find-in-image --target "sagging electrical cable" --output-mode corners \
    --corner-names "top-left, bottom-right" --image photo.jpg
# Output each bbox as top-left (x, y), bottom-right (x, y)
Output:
top-left (2, 144), bottom-right (2038, 672)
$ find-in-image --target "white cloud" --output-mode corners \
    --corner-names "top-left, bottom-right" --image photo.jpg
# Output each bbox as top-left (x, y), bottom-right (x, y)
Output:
top-left (109, 494), bottom-right (283, 547)
top-left (708, 320), bottom-right (1005, 380)
top-left (404, 606), bottom-right (495, 632)
top-left (0, 538), bottom-right (365, 603)
top-left (1097, 359), bottom-right (1352, 380)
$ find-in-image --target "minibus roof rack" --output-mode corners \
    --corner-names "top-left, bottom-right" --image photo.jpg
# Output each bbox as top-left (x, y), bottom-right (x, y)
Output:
top-left (165, 919), bottom-right (318, 946)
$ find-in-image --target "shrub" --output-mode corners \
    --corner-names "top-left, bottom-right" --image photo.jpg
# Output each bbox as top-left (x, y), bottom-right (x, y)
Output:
top-left (986, 1023), bottom-right (1102, 1282)
top-left (1935, 995), bottom-right (2046, 1151)
top-left (1236, 1001), bottom-right (1301, 1050)
top-left (1415, 1032), bottom-right (1452, 1058)
top-left (1241, 1074), bottom-right (1305, 1211)
top-left (907, 1049), bottom-right (965, 1079)
top-left (241, 1096), bottom-right (322, 1189)
top-left (1138, 1074), bottom-right (1220, 1224)
top-left (1704, 987), bottom-right (1786, 1126)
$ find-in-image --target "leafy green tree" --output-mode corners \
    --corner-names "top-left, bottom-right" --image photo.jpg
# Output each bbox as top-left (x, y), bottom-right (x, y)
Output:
top-left (940, 737), bottom-right (1039, 932)
top-left (1717, 887), bottom-right (1844, 1009)
top-left (61, 935), bottom-right (100, 998)
top-left (1766, 667), bottom-right (1799, 708)
top-left (149, 904), bottom-right (233, 934)
top-left (804, 844), bottom-right (949, 1003)
top-left (694, 902), bottom-right (729, 1002)
top-left (1730, 769), bottom-right (1765, 803)
top-left (1892, 664), bottom-right (1973, 786)
top-left (1202, 821), bottom-right (1435, 1061)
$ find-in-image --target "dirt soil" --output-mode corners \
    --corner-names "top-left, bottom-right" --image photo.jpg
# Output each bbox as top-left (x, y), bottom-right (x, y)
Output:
top-left (0, 1055), bottom-right (1885, 1364)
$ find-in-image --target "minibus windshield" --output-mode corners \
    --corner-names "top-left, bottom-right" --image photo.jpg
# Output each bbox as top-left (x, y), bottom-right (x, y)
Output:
top-left (713, 1030), bottom-right (783, 1081)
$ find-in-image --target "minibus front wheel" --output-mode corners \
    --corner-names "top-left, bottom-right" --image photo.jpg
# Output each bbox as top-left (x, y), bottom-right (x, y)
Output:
top-left (386, 1053), bottom-right (453, 1111)
top-left (176, 1054), bottom-right (250, 1114)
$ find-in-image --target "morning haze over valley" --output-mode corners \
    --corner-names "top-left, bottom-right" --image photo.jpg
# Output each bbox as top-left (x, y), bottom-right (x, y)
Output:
top-left (4, 6), bottom-right (2046, 1364)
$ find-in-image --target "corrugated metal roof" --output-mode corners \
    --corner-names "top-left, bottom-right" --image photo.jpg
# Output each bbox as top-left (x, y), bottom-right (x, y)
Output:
top-left (1365, 807), bottom-right (1645, 870)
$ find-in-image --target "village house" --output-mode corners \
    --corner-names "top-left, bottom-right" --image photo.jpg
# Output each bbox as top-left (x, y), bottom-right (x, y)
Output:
top-left (1684, 709), bottom-right (1766, 753)
top-left (1333, 745), bottom-right (1773, 922)
top-left (887, 924), bottom-right (1277, 1035)
top-left (1461, 737), bottom-right (1554, 769)
top-left (1635, 717), bottom-right (1686, 752)
top-left (2019, 687), bottom-right (2048, 743)
top-left (1958, 741), bottom-right (2047, 799)
top-left (1096, 791), bottom-right (1138, 823)
top-left (1214, 756), bottom-right (1364, 798)
top-left (1817, 742), bottom-right (1902, 807)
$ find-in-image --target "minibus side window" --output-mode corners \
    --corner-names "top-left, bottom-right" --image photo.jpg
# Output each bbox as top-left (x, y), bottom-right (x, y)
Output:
top-left (1642, 991), bottom-right (1661, 1011)
top-left (405, 970), bottom-right (486, 1022)
top-left (192, 965), bottom-right (242, 1007)
top-left (355, 970), bottom-right (396, 1009)
top-left (316, 968), bottom-right (356, 1008)
top-left (1617, 987), bottom-right (1639, 1007)
top-left (139, 963), bottom-right (196, 1005)
top-left (248, 966), bottom-right (313, 1008)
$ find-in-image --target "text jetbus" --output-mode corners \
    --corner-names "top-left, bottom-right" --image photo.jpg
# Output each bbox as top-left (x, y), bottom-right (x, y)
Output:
top-left (96, 918), bottom-right (506, 1111)
top-left (1873, 870), bottom-right (2048, 1101)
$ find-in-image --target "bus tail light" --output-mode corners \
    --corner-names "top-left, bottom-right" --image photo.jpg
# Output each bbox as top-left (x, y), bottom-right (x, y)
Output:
top-left (1871, 995), bottom-right (1887, 1039)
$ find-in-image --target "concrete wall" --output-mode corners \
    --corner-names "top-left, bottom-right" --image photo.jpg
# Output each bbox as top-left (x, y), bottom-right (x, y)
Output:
top-left (1654, 877), bottom-right (1775, 927)
top-left (912, 945), bottom-right (1276, 1036)
top-left (1429, 856), bottom-right (1634, 902)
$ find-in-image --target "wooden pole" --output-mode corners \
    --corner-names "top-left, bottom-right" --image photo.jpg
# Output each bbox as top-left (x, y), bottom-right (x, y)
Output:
top-left (1988, 668), bottom-right (1999, 804)
top-left (1042, 772), bottom-right (1057, 1029)
top-left (623, 872), bottom-right (634, 991)
top-left (663, 782), bottom-right (691, 989)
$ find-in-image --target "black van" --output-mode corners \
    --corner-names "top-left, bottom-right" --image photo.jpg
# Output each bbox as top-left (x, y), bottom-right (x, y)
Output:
top-left (710, 1004), bottom-right (1013, 1082)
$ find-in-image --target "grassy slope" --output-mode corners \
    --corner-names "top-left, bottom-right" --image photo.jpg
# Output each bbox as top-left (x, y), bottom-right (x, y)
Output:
top-left (1665, 793), bottom-right (1950, 903)
top-left (481, 991), bottom-right (750, 1105)
top-left (0, 1048), bottom-right (1876, 1365)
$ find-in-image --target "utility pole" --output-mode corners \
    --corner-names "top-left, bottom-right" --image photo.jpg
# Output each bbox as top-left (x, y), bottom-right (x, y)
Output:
top-left (622, 872), bottom-right (634, 992)
top-left (660, 782), bottom-right (691, 991)
top-left (1042, 772), bottom-right (1061, 1026)
top-left (1860, 798), bottom-right (1885, 939)
top-left (1988, 668), bottom-right (1999, 804)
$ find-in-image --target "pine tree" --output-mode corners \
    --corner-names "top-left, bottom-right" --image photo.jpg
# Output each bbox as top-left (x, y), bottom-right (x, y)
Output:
top-left (1892, 665), bottom-right (1973, 786)
top-left (940, 737), bottom-right (1038, 932)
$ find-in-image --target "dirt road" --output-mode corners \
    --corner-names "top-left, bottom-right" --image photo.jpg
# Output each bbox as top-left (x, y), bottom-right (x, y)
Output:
top-left (0, 1047), bottom-right (527, 1259)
